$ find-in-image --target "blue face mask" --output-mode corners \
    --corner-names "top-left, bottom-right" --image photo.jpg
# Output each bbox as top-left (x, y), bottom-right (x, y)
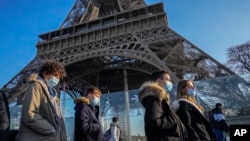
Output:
top-left (91, 97), bottom-right (100, 106)
top-left (46, 76), bottom-right (59, 87)
top-left (165, 81), bottom-right (173, 92)
top-left (187, 88), bottom-right (196, 97)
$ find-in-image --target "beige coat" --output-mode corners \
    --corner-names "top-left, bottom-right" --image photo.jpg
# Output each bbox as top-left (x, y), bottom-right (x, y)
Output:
top-left (15, 78), bottom-right (67, 141)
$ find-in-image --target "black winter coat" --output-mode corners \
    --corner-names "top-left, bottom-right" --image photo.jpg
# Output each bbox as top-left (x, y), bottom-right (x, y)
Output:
top-left (139, 82), bottom-right (188, 141)
top-left (172, 99), bottom-right (215, 141)
top-left (74, 97), bottom-right (103, 141)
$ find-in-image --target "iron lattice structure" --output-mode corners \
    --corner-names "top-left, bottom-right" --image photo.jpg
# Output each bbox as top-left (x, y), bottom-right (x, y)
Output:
top-left (1, 0), bottom-right (235, 103)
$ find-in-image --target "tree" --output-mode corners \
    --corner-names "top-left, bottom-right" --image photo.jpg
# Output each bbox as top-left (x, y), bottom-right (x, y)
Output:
top-left (226, 41), bottom-right (250, 73)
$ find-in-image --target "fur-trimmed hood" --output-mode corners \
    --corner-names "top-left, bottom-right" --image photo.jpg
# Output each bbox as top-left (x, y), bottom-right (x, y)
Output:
top-left (171, 98), bottom-right (203, 114)
top-left (138, 81), bottom-right (170, 104)
top-left (74, 97), bottom-right (90, 105)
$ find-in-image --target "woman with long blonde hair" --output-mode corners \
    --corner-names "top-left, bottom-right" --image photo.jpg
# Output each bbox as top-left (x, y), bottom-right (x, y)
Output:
top-left (171, 80), bottom-right (215, 141)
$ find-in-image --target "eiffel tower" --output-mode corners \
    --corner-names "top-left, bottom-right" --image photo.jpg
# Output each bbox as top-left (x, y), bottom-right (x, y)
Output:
top-left (1, 0), bottom-right (236, 103)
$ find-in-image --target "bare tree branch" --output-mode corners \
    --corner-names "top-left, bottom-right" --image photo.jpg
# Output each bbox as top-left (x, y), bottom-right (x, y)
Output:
top-left (226, 41), bottom-right (250, 73)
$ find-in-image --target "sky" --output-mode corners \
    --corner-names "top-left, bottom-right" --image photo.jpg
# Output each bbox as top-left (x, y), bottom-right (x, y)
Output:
top-left (0, 0), bottom-right (250, 88)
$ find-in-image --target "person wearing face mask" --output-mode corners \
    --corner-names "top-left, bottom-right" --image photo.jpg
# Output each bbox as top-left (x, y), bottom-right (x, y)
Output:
top-left (171, 80), bottom-right (215, 141)
top-left (74, 86), bottom-right (103, 141)
top-left (151, 70), bottom-right (176, 103)
top-left (15, 60), bottom-right (67, 141)
top-left (106, 117), bottom-right (122, 141)
top-left (138, 70), bottom-right (188, 141)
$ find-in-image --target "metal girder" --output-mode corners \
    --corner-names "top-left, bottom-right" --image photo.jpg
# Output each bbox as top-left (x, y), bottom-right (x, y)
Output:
top-left (60, 0), bottom-right (147, 28)
top-left (60, 0), bottom-right (89, 28)
top-left (1, 2), bottom-right (237, 106)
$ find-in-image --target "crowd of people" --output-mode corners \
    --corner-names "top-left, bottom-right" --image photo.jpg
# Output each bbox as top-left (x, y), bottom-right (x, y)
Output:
top-left (0, 60), bottom-right (230, 141)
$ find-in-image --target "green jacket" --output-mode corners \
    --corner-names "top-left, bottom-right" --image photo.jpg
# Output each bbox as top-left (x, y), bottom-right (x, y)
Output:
top-left (15, 78), bottom-right (67, 141)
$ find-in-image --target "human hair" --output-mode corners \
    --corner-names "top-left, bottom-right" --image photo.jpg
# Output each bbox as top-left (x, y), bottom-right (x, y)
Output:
top-left (216, 103), bottom-right (222, 108)
top-left (176, 80), bottom-right (189, 99)
top-left (176, 79), bottom-right (204, 112)
top-left (38, 60), bottom-right (66, 79)
top-left (150, 70), bottom-right (170, 82)
top-left (112, 117), bottom-right (119, 123)
top-left (85, 86), bottom-right (101, 96)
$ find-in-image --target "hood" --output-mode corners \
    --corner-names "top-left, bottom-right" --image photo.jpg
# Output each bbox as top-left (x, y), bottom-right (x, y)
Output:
top-left (30, 76), bottom-right (50, 94)
top-left (171, 98), bottom-right (203, 114)
top-left (138, 81), bottom-right (169, 104)
top-left (28, 73), bottom-right (38, 81)
top-left (74, 97), bottom-right (90, 105)
top-left (26, 75), bottom-right (56, 100)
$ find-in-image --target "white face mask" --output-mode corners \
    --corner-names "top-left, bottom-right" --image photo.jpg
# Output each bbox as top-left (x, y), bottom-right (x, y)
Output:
top-left (46, 76), bottom-right (59, 87)
top-left (187, 88), bottom-right (196, 97)
top-left (91, 97), bottom-right (100, 106)
top-left (165, 81), bottom-right (173, 92)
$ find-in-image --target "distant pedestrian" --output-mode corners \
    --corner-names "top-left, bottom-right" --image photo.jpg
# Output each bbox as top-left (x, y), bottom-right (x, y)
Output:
top-left (74, 86), bottom-right (103, 141)
top-left (210, 103), bottom-right (229, 141)
top-left (15, 60), bottom-right (67, 141)
top-left (171, 80), bottom-right (215, 141)
top-left (109, 117), bottom-right (122, 141)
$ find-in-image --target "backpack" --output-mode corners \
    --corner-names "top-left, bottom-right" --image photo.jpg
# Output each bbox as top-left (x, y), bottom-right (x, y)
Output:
top-left (103, 128), bottom-right (111, 141)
